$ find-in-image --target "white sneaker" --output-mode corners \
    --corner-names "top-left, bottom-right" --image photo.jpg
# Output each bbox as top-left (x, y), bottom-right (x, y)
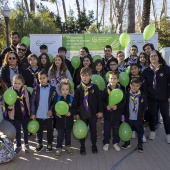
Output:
top-left (132, 131), bottom-right (136, 139)
top-left (166, 134), bottom-right (170, 144)
top-left (113, 143), bottom-right (121, 152)
top-left (142, 135), bottom-right (147, 143)
top-left (103, 144), bottom-right (109, 151)
top-left (149, 131), bottom-right (155, 140)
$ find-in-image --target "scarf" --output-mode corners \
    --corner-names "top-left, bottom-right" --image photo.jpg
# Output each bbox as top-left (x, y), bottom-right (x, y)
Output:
top-left (28, 67), bottom-right (40, 88)
top-left (149, 64), bottom-right (161, 89)
top-left (128, 56), bottom-right (138, 66)
top-left (130, 90), bottom-right (141, 113)
top-left (17, 86), bottom-right (26, 116)
top-left (104, 56), bottom-right (113, 69)
top-left (9, 45), bottom-right (16, 51)
top-left (52, 73), bottom-right (64, 85)
top-left (118, 64), bottom-right (126, 73)
top-left (9, 65), bottom-right (19, 74)
top-left (81, 82), bottom-right (93, 112)
top-left (0, 96), bottom-right (7, 117)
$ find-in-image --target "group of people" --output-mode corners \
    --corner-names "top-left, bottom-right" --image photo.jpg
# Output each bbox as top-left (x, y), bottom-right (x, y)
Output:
top-left (0, 31), bottom-right (170, 159)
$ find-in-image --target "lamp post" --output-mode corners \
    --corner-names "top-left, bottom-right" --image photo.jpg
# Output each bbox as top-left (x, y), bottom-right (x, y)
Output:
top-left (2, 4), bottom-right (11, 47)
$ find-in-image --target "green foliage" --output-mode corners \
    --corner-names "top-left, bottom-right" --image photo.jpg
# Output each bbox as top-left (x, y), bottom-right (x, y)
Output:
top-left (157, 17), bottom-right (170, 48)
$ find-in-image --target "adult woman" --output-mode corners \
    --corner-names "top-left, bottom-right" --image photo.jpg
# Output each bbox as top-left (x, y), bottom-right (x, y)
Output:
top-left (143, 50), bottom-right (170, 143)
top-left (0, 51), bottom-right (22, 87)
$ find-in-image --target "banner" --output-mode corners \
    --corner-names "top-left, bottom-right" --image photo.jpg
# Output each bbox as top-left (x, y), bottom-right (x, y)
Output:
top-left (30, 34), bottom-right (62, 57)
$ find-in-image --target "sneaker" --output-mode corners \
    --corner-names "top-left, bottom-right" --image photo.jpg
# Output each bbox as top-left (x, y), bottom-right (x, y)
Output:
top-left (166, 134), bottom-right (170, 144)
top-left (103, 144), bottom-right (109, 151)
top-left (80, 146), bottom-right (86, 155)
top-left (113, 143), bottom-right (121, 152)
top-left (36, 144), bottom-right (44, 152)
top-left (14, 147), bottom-right (22, 155)
top-left (138, 145), bottom-right (143, 153)
top-left (121, 143), bottom-right (131, 150)
top-left (149, 131), bottom-right (155, 140)
top-left (46, 144), bottom-right (52, 152)
top-left (24, 144), bottom-right (30, 153)
top-left (65, 146), bottom-right (74, 155)
top-left (55, 148), bottom-right (62, 158)
top-left (142, 135), bottom-right (147, 143)
top-left (132, 131), bottom-right (136, 139)
top-left (92, 145), bottom-right (98, 154)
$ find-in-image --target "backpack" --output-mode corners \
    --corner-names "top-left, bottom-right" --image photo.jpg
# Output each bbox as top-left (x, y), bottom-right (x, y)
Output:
top-left (57, 95), bottom-right (73, 104)
top-left (0, 136), bottom-right (15, 164)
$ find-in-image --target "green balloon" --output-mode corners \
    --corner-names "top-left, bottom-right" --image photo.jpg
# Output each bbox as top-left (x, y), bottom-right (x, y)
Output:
top-left (27, 87), bottom-right (33, 94)
top-left (119, 72), bottom-right (130, 87)
top-left (70, 80), bottom-right (74, 92)
top-left (105, 71), bottom-right (109, 82)
top-left (55, 101), bottom-right (69, 115)
top-left (125, 66), bottom-right (130, 75)
top-left (21, 36), bottom-right (30, 47)
top-left (93, 55), bottom-right (102, 63)
top-left (119, 122), bottom-right (132, 141)
top-left (71, 56), bottom-right (80, 69)
top-left (27, 120), bottom-right (40, 133)
top-left (47, 53), bottom-right (53, 63)
top-left (73, 120), bottom-right (88, 139)
top-left (3, 89), bottom-right (17, 105)
top-left (119, 33), bottom-right (130, 47)
top-left (91, 74), bottom-right (106, 91)
top-left (109, 89), bottom-right (123, 106)
top-left (143, 24), bottom-right (155, 41)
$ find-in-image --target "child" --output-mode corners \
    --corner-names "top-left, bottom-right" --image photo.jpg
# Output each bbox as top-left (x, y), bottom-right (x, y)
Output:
top-left (92, 59), bottom-right (106, 78)
top-left (40, 44), bottom-right (48, 54)
top-left (55, 79), bottom-right (78, 157)
top-left (116, 51), bottom-right (127, 73)
top-left (23, 54), bottom-right (41, 88)
top-left (102, 71), bottom-right (126, 151)
top-left (38, 53), bottom-right (51, 72)
top-left (74, 67), bottom-right (103, 155)
top-left (6, 75), bottom-right (30, 155)
top-left (30, 70), bottom-right (57, 152)
top-left (125, 45), bottom-right (138, 66)
top-left (48, 55), bottom-right (72, 95)
top-left (121, 78), bottom-right (147, 153)
top-left (137, 52), bottom-right (148, 73)
top-left (108, 58), bottom-right (118, 72)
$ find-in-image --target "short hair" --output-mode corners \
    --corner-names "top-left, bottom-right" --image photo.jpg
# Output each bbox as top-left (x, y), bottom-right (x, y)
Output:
top-left (27, 54), bottom-right (38, 62)
top-left (108, 71), bottom-right (119, 79)
top-left (130, 45), bottom-right (138, 50)
top-left (10, 31), bottom-right (20, 37)
top-left (58, 47), bottom-right (67, 53)
top-left (116, 51), bottom-right (124, 57)
top-left (80, 67), bottom-right (92, 76)
top-left (58, 78), bottom-right (71, 90)
top-left (108, 58), bottom-right (118, 65)
top-left (17, 43), bottom-right (27, 50)
top-left (12, 74), bottom-right (25, 84)
top-left (143, 43), bottom-right (155, 51)
top-left (130, 63), bottom-right (141, 69)
top-left (104, 45), bottom-right (112, 51)
top-left (130, 77), bottom-right (142, 85)
top-left (40, 44), bottom-right (48, 50)
top-left (38, 70), bottom-right (48, 77)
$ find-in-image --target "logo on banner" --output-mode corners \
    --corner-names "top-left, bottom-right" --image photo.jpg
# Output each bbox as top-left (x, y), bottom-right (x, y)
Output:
top-left (92, 36), bottom-right (97, 42)
top-left (36, 40), bottom-right (41, 46)
top-left (130, 40), bottom-right (136, 45)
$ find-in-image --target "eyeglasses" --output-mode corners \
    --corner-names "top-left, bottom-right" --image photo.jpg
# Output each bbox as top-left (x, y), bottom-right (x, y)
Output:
top-left (18, 48), bottom-right (26, 52)
top-left (110, 64), bottom-right (117, 66)
top-left (8, 57), bottom-right (16, 60)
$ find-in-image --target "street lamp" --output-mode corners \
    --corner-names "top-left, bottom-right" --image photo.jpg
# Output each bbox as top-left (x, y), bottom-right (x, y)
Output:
top-left (2, 3), bottom-right (11, 47)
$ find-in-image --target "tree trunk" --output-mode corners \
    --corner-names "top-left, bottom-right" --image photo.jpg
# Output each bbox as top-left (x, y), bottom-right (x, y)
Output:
top-left (82, 0), bottom-right (85, 12)
top-left (96, 0), bottom-right (99, 31)
top-left (99, 0), bottom-right (106, 30)
top-left (160, 0), bottom-right (167, 20)
top-left (55, 0), bottom-right (60, 17)
top-left (127, 0), bottom-right (135, 33)
top-left (151, 0), bottom-right (157, 27)
top-left (62, 0), bottom-right (67, 23)
top-left (23, 0), bottom-right (30, 17)
top-left (110, 0), bottom-right (113, 31)
top-left (141, 0), bottom-right (151, 33)
top-left (76, 0), bottom-right (81, 17)
top-left (30, 0), bottom-right (35, 12)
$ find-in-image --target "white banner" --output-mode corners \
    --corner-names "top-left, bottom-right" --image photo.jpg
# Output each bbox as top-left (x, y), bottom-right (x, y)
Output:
top-left (29, 34), bottom-right (62, 57)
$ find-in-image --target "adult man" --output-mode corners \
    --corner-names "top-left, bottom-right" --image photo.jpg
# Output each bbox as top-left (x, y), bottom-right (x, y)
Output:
top-left (0, 31), bottom-right (31, 67)
top-left (143, 43), bottom-right (155, 56)
top-left (102, 45), bottom-right (114, 72)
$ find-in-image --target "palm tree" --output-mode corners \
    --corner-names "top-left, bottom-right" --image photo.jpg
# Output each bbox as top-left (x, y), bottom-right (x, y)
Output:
top-left (62, 0), bottom-right (67, 23)
top-left (127, 0), bottom-right (135, 33)
top-left (141, 0), bottom-right (151, 33)
top-left (76, 0), bottom-right (81, 16)
top-left (30, 0), bottom-right (35, 12)
top-left (23, 0), bottom-right (30, 17)
top-left (49, 0), bottom-right (60, 17)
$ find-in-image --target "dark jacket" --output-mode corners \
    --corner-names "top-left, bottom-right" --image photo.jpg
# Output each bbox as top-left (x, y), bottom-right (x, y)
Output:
top-left (0, 65), bottom-right (23, 87)
top-left (23, 67), bottom-right (42, 88)
top-left (0, 45), bottom-right (31, 67)
top-left (74, 82), bottom-right (103, 116)
top-left (65, 57), bottom-right (74, 77)
top-left (30, 84), bottom-right (57, 115)
top-left (125, 92), bottom-right (147, 121)
top-left (142, 65), bottom-right (170, 101)
top-left (124, 56), bottom-right (138, 66)
top-left (102, 85), bottom-right (126, 122)
top-left (102, 55), bottom-right (114, 72)
top-left (55, 95), bottom-right (78, 129)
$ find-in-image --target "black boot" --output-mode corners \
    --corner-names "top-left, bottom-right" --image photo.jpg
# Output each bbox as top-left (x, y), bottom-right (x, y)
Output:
top-left (80, 146), bottom-right (86, 155)
top-left (92, 145), bottom-right (98, 154)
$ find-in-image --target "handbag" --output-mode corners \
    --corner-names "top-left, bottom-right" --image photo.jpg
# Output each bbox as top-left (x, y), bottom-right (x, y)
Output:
top-left (79, 105), bottom-right (91, 120)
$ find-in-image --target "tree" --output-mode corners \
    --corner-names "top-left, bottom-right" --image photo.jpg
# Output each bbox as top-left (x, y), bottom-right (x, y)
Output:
top-left (127, 0), bottom-right (135, 33)
top-left (30, 0), bottom-right (35, 12)
top-left (76, 0), bottom-right (81, 16)
top-left (62, 0), bottom-right (67, 23)
top-left (141, 0), bottom-right (151, 33)
top-left (23, 0), bottom-right (30, 17)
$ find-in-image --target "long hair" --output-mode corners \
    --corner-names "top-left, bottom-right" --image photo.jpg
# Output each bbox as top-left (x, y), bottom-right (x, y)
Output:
top-left (0, 78), bottom-right (8, 96)
top-left (93, 59), bottom-right (105, 78)
top-left (49, 55), bottom-right (67, 78)
top-left (38, 53), bottom-right (51, 71)
top-left (3, 51), bottom-right (21, 66)
top-left (82, 54), bottom-right (93, 69)
top-left (137, 52), bottom-right (149, 66)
